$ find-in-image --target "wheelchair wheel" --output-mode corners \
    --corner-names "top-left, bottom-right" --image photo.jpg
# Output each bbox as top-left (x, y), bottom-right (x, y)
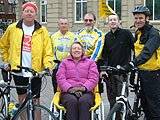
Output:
top-left (92, 101), bottom-right (105, 120)
top-left (106, 102), bottom-right (126, 120)
top-left (12, 104), bottom-right (57, 120)
top-left (50, 101), bottom-right (66, 120)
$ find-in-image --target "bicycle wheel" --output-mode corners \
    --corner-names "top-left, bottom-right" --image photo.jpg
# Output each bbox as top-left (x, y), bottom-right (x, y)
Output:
top-left (12, 104), bottom-right (57, 120)
top-left (106, 102), bottom-right (125, 120)
top-left (0, 93), bottom-right (8, 118)
top-left (0, 113), bottom-right (5, 120)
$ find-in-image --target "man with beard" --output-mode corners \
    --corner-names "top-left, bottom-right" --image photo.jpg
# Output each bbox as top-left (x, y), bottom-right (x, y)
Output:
top-left (76, 12), bottom-right (104, 62)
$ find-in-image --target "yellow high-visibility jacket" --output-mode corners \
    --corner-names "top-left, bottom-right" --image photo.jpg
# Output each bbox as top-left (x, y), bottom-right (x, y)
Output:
top-left (0, 20), bottom-right (53, 72)
top-left (51, 31), bottom-right (75, 69)
top-left (135, 28), bottom-right (160, 71)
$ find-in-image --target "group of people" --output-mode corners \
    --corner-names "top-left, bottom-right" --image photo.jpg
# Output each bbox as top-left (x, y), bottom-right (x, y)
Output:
top-left (0, 1), bottom-right (160, 120)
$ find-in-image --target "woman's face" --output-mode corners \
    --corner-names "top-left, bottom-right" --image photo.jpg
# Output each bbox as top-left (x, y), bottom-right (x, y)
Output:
top-left (71, 43), bottom-right (83, 60)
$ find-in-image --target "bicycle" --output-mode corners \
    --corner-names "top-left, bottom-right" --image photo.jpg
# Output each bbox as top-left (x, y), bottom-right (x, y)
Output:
top-left (100, 65), bottom-right (144, 120)
top-left (0, 66), bottom-right (13, 119)
top-left (0, 66), bottom-right (57, 120)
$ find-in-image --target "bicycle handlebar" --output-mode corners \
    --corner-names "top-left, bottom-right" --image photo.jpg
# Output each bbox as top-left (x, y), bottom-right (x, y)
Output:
top-left (0, 80), bottom-right (28, 89)
top-left (100, 65), bottom-right (127, 75)
top-left (17, 65), bottom-right (51, 77)
top-left (100, 65), bottom-right (138, 74)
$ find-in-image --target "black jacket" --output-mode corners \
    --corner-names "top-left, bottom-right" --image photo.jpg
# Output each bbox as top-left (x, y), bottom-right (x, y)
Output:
top-left (133, 24), bottom-right (160, 66)
top-left (102, 28), bottom-right (134, 67)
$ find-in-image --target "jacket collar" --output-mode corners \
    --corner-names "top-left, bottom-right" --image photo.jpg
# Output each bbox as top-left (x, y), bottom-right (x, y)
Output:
top-left (67, 56), bottom-right (88, 61)
top-left (110, 27), bottom-right (121, 34)
top-left (137, 23), bottom-right (153, 33)
top-left (16, 19), bottom-right (42, 31)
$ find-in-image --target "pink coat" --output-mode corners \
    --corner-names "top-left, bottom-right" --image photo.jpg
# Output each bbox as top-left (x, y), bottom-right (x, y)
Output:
top-left (56, 56), bottom-right (99, 92)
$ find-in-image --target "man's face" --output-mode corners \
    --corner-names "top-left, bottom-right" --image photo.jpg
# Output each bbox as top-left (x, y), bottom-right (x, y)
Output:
top-left (134, 13), bottom-right (148, 29)
top-left (22, 6), bottom-right (36, 24)
top-left (84, 14), bottom-right (95, 30)
top-left (58, 19), bottom-right (69, 33)
top-left (107, 15), bottom-right (119, 30)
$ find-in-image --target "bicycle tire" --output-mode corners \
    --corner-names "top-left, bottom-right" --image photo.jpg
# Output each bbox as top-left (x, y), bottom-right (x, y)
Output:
top-left (0, 113), bottom-right (5, 120)
top-left (106, 102), bottom-right (123, 120)
top-left (12, 104), bottom-right (57, 120)
top-left (0, 94), bottom-right (8, 118)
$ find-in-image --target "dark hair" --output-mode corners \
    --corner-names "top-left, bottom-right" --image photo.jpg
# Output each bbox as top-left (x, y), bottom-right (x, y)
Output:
top-left (84, 12), bottom-right (96, 21)
top-left (132, 5), bottom-right (151, 16)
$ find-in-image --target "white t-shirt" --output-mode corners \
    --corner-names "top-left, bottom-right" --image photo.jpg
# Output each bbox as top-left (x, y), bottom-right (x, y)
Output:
top-left (21, 23), bottom-right (34, 77)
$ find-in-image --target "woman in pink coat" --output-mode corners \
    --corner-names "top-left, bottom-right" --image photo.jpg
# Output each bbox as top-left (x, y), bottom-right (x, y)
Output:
top-left (56, 42), bottom-right (99, 120)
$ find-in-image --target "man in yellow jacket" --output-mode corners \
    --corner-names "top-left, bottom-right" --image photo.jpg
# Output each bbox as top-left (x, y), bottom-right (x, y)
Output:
top-left (124, 5), bottom-right (160, 119)
top-left (0, 2), bottom-right (53, 106)
top-left (51, 17), bottom-right (75, 93)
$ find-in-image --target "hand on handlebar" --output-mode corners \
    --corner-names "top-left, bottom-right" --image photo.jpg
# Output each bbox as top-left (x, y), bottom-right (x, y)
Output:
top-left (100, 71), bottom-right (108, 78)
top-left (3, 63), bottom-right (11, 71)
top-left (123, 61), bottom-right (135, 72)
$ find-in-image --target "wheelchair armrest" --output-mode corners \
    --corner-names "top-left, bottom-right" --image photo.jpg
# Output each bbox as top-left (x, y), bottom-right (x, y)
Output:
top-left (89, 92), bottom-right (102, 111)
top-left (52, 92), bottom-right (66, 111)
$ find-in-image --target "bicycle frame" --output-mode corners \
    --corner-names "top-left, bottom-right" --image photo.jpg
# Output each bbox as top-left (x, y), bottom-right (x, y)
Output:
top-left (0, 66), bottom-right (51, 120)
top-left (12, 66), bottom-right (46, 120)
top-left (112, 72), bottom-right (131, 120)
top-left (100, 65), bottom-right (143, 120)
top-left (12, 75), bottom-right (34, 120)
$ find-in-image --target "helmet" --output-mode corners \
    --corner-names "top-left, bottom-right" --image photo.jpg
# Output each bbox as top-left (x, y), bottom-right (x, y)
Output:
top-left (132, 5), bottom-right (151, 16)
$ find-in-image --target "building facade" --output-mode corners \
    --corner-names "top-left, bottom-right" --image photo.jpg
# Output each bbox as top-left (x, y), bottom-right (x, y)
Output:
top-left (3, 0), bottom-right (160, 33)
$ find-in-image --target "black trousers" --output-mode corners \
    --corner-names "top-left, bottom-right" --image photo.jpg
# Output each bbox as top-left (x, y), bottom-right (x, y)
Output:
top-left (105, 74), bottom-right (128, 120)
top-left (51, 69), bottom-right (58, 93)
top-left (139, 70), bottom-right (160, 120)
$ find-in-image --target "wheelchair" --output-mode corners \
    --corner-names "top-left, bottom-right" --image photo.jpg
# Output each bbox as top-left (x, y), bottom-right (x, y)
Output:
top-left (50, 85), bottom-right (105, 120)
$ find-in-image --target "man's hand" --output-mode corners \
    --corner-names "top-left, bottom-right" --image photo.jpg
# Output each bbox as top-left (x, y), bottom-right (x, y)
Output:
top-left (3, 63), bottom-right (11, 71)
top-left (100, 71), bottom-right (108, 78)
top-left (123, 61), bottom-right (135, 72)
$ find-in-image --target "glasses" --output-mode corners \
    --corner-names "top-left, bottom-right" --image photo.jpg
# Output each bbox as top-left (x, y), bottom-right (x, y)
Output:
top-left (84, 19), bottom-right (94, 22)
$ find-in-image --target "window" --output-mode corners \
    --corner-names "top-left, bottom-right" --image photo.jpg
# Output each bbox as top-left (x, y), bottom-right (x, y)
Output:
top-left (40, 0), bottom-right (47, 23)
top-left (144, 0), bottom-right (160, 21)
top-left (0, 3), bottom-right (4, 13)
top-left (75, 0), bottom-right (87, 22)
top-left (107, 0), bottom-right (121, 19)
top-left (8, 4), bottom-right (13, 13)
